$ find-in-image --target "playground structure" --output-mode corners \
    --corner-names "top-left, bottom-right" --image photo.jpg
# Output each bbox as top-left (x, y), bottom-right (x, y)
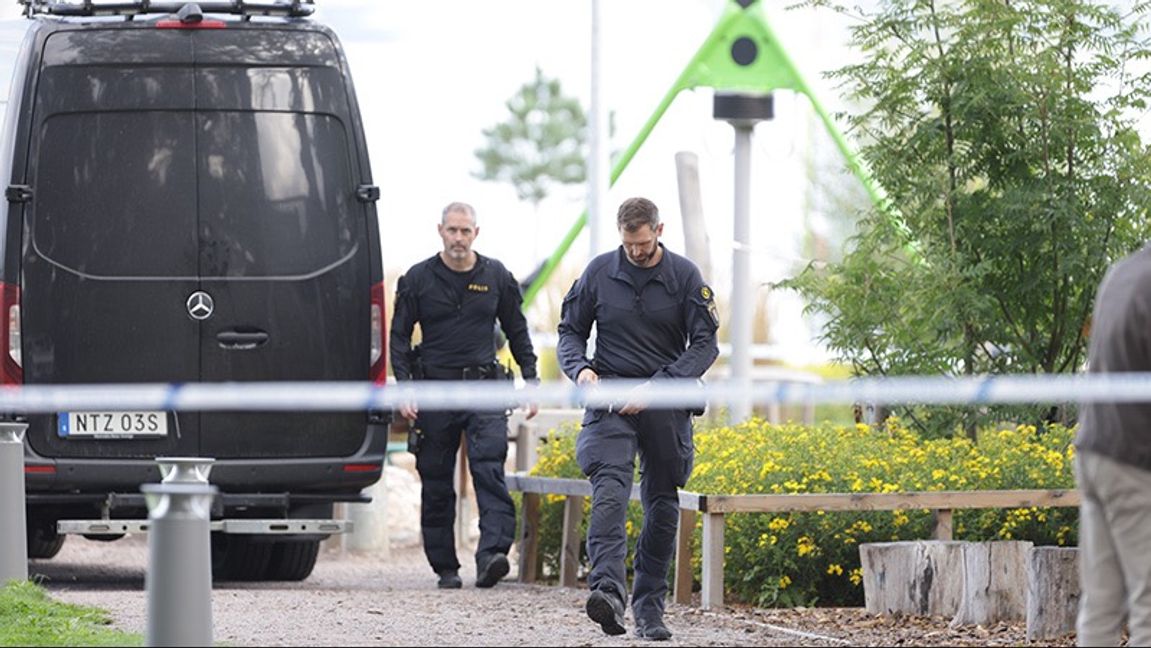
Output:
top-left (520, 0), bottom-right (900, 311)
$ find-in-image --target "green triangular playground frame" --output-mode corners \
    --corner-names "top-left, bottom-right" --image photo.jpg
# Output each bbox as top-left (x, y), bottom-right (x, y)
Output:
top-left (521, 0), bottom-right (900, 308)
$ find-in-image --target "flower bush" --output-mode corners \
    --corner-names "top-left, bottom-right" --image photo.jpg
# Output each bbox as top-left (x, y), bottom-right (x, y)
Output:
top-left (528, 417), bottom-right (1078, 607)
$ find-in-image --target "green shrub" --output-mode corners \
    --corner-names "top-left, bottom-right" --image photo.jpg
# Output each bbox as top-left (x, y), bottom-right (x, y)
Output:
top-left (530, 417), bottom-right (1078, 607)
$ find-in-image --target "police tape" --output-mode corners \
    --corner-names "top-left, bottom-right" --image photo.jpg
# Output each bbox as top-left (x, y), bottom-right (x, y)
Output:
top-left (0, 372), bottom-right (1145, 412)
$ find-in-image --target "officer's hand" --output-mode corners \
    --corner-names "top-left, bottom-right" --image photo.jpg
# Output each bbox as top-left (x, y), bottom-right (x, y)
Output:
top-left (399, 402), bottom-right (419, 420)
top-left (521, 382), bottom-right (540, 420)
top-left (617, 381), bottom-right (651, 415)
top-left (577, 368), bottom-right (599, 386)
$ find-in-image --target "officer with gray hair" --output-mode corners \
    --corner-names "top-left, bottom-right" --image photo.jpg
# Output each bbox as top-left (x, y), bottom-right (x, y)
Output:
top-left (390, 201), bottom-right (539, 590)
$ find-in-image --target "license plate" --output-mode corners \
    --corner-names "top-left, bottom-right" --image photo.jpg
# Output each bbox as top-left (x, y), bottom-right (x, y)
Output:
top-left (58, 412), bottom-right (168, 439)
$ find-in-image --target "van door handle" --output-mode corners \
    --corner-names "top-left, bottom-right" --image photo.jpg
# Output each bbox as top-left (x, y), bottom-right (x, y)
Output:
top-left (216, 329), bottom-right (269, 350)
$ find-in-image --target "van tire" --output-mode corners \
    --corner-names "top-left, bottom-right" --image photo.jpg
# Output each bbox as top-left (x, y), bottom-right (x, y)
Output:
top-left (213, 535), bottom-right (274, 581)
top-left (27, 521), bottom-right (65, 559)
top-left (265, 540), bottom-right (321, 581)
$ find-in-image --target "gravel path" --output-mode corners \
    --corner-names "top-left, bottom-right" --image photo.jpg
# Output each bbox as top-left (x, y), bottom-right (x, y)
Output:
top-left (30, 534), bottom-right (1076, 647)
top-left (32, 536), bottom-right (836, 647)
top-left (25, 463), bottom-right (1077, 646)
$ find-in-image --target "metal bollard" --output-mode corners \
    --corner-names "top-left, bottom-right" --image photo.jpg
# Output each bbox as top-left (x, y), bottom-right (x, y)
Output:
top-left (0, 421), bottom-right (28, 584)
top-left (143, 457), bottom-right (216, 647)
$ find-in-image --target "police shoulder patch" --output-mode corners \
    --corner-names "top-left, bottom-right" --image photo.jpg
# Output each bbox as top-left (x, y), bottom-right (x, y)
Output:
top-left (700, 285), bottom-right (719, 326)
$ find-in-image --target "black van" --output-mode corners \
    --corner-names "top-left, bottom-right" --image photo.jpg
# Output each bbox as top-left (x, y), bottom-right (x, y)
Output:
top-left (6, 0), bottom-right (387, 580)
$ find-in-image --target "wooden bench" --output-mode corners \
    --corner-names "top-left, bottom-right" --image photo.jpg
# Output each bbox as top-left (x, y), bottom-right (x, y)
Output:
top-left (505, 473), bottom-right (1080, 610)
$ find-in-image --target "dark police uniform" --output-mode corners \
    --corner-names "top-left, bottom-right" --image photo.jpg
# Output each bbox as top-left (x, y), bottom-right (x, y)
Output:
top-left (556, 244), bottom-right (718, 625)
top-left (390, 252), bottom-right (538, 578)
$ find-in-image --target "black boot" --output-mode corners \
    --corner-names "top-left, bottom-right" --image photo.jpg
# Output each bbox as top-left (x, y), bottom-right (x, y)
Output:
top-left (635, 617), bottom-right (672, 641)
top-left (475, 553), bottom-right (509, 588)
top-left (585, 589), bottom-right (626, 636)
top-left (436, 569), bottom-right (462, 589)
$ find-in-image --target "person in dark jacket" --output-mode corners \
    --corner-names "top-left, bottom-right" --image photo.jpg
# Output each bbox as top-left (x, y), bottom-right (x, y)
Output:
top-left (1074, 244), bottom-right (1151, 646)
top-left (390, 201), bottom-right (539, 590)
top-left (557, 197), bottom-right (719, 641)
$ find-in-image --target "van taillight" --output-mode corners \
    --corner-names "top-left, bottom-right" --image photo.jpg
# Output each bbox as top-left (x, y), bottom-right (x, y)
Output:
top-left (370, 281), bottom-right (386, 385)
top-left (0, 283), bottom-right (20, 385)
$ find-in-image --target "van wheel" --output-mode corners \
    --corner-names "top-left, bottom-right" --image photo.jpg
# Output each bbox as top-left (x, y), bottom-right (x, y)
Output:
top-left (27, 521), bottom-right (66, 559)
top-left (213, 535), bottom-right (273, 581)
top-left (264, 540), bottom-right (320, 581)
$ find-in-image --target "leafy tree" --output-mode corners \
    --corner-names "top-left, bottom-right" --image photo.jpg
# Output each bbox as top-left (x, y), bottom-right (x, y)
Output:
top-left (786, 0), bottom-right (1151, 438)
top-left (474, 66), bottom-right (589, 207)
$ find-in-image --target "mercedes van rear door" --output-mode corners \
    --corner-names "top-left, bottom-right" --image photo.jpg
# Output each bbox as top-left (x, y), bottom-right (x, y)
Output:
top-left (193, 28), bottom-right (370, 460)
top-left (21, 28), bottom-right (201, 461)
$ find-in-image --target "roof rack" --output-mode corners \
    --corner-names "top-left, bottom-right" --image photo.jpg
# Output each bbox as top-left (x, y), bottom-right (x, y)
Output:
top-left (19, 0), bottom-right (316, 18)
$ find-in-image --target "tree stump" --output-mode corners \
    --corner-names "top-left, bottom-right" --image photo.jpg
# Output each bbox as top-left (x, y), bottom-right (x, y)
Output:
top-left (1026, 547), bottom-right (1079, 642)
top-left (860, 541), bottom-right (967, 617)
top-left (950, 540), bottom-right (1033, 627)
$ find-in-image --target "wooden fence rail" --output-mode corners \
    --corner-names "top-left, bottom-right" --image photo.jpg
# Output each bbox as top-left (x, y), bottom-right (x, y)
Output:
top-left (505, 473), bottom-right (1080, 610)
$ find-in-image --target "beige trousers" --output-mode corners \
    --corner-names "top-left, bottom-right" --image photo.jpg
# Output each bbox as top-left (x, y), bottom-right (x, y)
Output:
top-left (1076, 449), bottom-right (1151, 646)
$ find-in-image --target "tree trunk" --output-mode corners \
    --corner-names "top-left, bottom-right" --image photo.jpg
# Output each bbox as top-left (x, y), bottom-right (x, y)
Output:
top-left (860, 541), bottom-right (967, 617)
top-left (950, 541), bottom-right (1033, 627)
top-left (1026, 547), bottom-right (1079, 642)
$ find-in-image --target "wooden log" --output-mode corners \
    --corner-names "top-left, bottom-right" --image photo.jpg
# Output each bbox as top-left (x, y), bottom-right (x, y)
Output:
top-left (951, 540), bottom-right (1033, 627)
top-left (674, 508), bottom-right (696, 605)
top-left (518, 492), bottom-right (541, 583)
top-left (559, 495), bottom-right (584, 588)
top-left (1026, 547), bottom-right (1079, 642)
top-left (859, 541), bottom-right (967, 617)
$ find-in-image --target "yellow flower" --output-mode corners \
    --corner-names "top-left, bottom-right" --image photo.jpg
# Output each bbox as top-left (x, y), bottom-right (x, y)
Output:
top-left (779, 574), bottom-right (792, 589)
top-left (768, 517), bottom-right (790, 532)
top-left (849, 568), bottom-right (863, 586)
top-left (797, 536), bottom-right (818, 557)
top-left (827, 563), bottom-right (843, 576)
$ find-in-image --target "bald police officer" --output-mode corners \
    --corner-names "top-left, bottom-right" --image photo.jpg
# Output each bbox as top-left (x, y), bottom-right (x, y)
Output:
top-left (390, 201), bottom-right (539, 590)
top-left (557, 197), bottom-right (719, 641)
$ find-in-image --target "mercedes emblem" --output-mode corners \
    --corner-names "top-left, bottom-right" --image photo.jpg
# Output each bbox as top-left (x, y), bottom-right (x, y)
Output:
top-left (186, 291), bottom-right (214, 321)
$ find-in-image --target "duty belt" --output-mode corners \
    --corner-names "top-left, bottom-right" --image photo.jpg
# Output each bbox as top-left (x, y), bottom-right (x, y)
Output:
top-left (420, 364), bottom-right (502, 381)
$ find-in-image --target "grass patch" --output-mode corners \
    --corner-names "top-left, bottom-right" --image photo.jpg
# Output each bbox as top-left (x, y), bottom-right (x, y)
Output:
top-left (0, 579), bottom-right (141, 646)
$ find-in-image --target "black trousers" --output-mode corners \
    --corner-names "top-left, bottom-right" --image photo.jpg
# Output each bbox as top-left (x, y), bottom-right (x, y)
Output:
top-left (575, 407), bottom-right (693, 623)
top-left (414, 408), bottom-right (515, 575)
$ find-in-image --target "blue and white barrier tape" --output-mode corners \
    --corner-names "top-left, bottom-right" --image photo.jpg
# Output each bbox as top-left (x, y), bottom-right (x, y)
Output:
top-left (0, 372), bottom-right (1145, 412)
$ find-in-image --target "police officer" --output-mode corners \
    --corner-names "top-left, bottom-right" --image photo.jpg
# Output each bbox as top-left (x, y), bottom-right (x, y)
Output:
top-left (557, 197), bottom-right (719, 641)
top-left (390, 201), bottom-right (539, 590)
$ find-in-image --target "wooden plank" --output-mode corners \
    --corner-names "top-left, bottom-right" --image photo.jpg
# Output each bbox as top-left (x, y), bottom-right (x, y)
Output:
top-left (518, 492), bottom-right (541, 583)
top-left (702, 489), bottom-right (1080, 513)
top-left (506, 474), bottom-right (650, 501)
top-left (930, 509), bottom-right (953, 541)
top-left (678, 490), bottom-right (702, 511)
top-left (560, 495), bottom-right (584, 589)
top-left (701, 512), bottom-right (725, 610)
top-left (674, 508), bottom-right (696, 605)
top-left (507, 475), bottom-right (593, 497)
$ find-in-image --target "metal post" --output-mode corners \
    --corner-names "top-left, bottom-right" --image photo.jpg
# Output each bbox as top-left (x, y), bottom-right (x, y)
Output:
top-left (587, 0), bottom-right (609, 257)
top-left (731, 123), bottom-right (754, 422)
top-left (714, 92), bottom-right (773, 423)
top-left (144, 457), bottom-right (216, 647)
top-left (0, 421), bottom-right (28, 584)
